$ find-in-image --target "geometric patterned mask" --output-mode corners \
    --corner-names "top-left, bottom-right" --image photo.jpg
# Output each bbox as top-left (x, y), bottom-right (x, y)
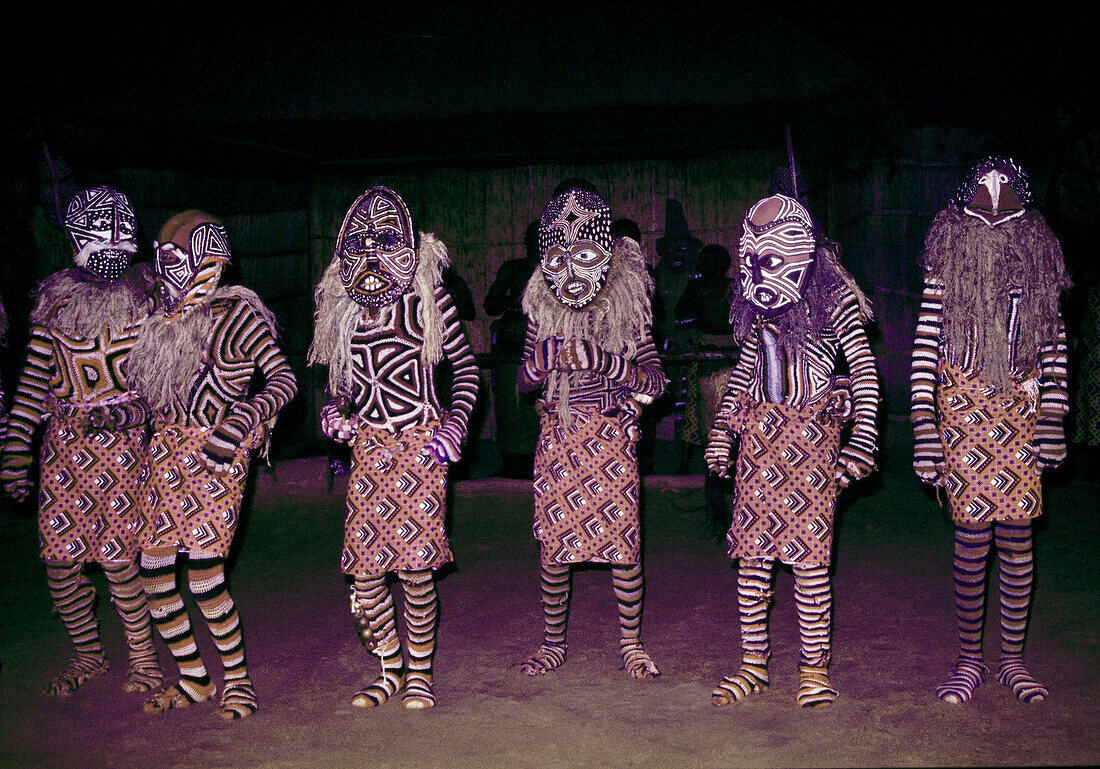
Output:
top-left (153, 211), bottom-right (232, 313)
top-left (738, 194), bottom-right (817, 317)
top-left (538, 187), bottom-right (614, 309)
top-left (64, 186), bottom-right (137, 282)
top-left (337, 186), bottom-right (418, 308)
top-left (954, 155), bottom-right (1032, 228)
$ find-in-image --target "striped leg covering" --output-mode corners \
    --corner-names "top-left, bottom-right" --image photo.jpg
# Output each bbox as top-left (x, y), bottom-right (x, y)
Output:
top-left (937, 525), bottom-right (991, 704)
top-left (139, 549), bottom-right (216, 713)
top-left (712, 558), bottom-right (772, 706)
top-left (188, 554), bottom-right (256, 719)
top-left (520, 563), bottom-right (571, 676)
top-left (794, 564), bottom-right (837, 709)
top-left (994, 522), bottom-right (1048, 703)
top-left (613, 564), bottom-right (659, 679)
top-left (400, 570), bottom-right (439, 709)
top-left (102, 560), bottom-right (163, 693)
top-left (43, 563), bottom-right (109, 696)
top-left (350, 575), bottom-right (405, 708)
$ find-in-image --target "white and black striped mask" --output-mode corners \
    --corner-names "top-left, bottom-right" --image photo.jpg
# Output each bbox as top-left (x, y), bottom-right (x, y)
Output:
top-left (738, 195), bottom-right (817, 316)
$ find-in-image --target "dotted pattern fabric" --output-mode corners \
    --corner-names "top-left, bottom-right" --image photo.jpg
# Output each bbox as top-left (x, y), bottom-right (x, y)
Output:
top-left (532, 407), bottom-right (641, 566)
top-left (37, 415), bottom-right (147, 563)
top-left (937, 363), bottom-right (1041, 524)
top-left (139, 423), bottom-right (250, 557)
top-left (341, 422), bottom-right (451, 577)
top-left (727, 399), bottom-right (841, 567)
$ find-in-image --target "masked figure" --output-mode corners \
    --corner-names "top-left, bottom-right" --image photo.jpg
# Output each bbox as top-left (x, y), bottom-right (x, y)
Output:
top-left (1, 186), bottom-right (162, 697)
top-left (126, 210), bottom-right (297, 719)
top-left (308, 186), bottom-right (479, 710)
top-left (517, 186), bottom-right (668, 679)
top-left (911, 156), bottom-right (1070, 704)
top-left (705, 192), bottom-right (880, 708)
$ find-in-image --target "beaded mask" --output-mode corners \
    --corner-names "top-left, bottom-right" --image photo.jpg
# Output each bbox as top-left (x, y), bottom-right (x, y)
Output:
top-left (538, 187), bottom-right (614, 309)
top-left (337, 186), bottom-right (418, 308)
top-left (65, 186), bottom-right (138, 282)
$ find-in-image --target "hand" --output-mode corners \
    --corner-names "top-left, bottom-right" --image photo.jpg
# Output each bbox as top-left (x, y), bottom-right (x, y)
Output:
top-left (704, 427), bottom-right (736, 478)
top-left (528, 337), bottom-right (561, 377)
top-left (557, 339), bottom-right (603, 372)
top-left (1, 452), bottom-right (34, 502)
top-left (1034, 415), bottom-right (1067, 470)
top-left (912, 422), bottom-right (945, 485)
top-left (198, 417), bottom-right (249, 474)
top-left (835, 444), bottom-right (874, 488)
top-left (426, 414), bottom-right (465, 465)
top-left (320, 399), bottom-right (358, 443)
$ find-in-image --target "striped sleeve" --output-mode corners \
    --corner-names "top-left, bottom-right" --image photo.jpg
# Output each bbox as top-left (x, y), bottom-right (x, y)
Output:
top-left (622, 328), bottom-right (667, 400)
top-left (518, 320), bottom-right (546, 394)
top-left (3, 326), bottom-right (55, 453)
top-left (834, 292), bottom-right (880, 461)
top-left (227, 301), bottom-right (298, 433)
top-left (910, 279), bottom-right (945, 476)
top-left (437, 287), bottom-right (480, 445)
top-left (715, 330), bottom-right (757, 414)
top-left (1, 326), bottom-right (56, 487)
top-left (1034, 321), bottom-right (1069, 467)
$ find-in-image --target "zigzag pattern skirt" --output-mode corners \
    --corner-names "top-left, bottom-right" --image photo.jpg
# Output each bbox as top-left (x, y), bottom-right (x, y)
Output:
top-left (937, 364), bottom-right (1041, 524)
top-left (727, 399), bottom-right (841, 567)
top-left (342, 422), bottom-right (452, 577)
top-left (139, 423), bottom-right (250, 557)
top-left (38, 410), bottom-right (147, 564)
top-left (532, 406), bottom-right (641, 566)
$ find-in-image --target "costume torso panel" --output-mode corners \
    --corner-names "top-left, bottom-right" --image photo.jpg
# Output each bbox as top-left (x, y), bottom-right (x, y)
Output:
top-left (349, 291), bottom-right (441, 431)
top-left (44, 324), bottom-right (139, 403)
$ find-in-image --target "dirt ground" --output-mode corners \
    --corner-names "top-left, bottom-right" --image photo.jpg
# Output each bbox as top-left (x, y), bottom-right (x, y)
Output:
top-left (1, 445), bottom-right (1098, 769)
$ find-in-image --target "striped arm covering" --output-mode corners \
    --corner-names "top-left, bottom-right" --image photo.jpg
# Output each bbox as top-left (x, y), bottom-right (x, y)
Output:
top-left (910, 280), bottom-right (946, 481)
top-left (1034, 324), bottom-right (1069, 467)
top-left (181, 295), bottom-right (297, 471)
top-left (429, 288), bottom-right (480, 462)
top-left (518, 320), bottom-right (667, 410)
top-left (833, 293), bottom-right (880, 475)
top-left (2, 326), bottom-right (56, 488)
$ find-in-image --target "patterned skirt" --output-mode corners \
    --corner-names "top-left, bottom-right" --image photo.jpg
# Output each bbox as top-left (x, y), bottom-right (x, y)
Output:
top-left (342, 422), bottom-right (452, 577)
top-left (725, 398), bottom-right (843, 567)
top-left (937, 364), bottom-right (1041, 524)
top-left (532, 406), bottom-right (641, 566)
top-left (38, 399), bottom-right (147, 564)
top-left (139, 422), bottom-right (251, 557)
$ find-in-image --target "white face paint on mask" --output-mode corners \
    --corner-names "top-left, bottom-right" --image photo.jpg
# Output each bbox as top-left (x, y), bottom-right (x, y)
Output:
top-left (337, 186), bottom-right (418, 308)
top-left (538, 187), bottom-right (615, 309)
top-left (65, 186), bottom-right (138, 281)
top-left (738, 195), bottom-right (817, 316)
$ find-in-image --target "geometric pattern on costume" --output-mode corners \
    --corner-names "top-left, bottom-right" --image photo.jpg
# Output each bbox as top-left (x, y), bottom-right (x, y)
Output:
top-left (139, 422), bottom-right (250, 557)
top-left (936, 362), bottom-right (1041, 524)
top-left (532, 405), bottom-right (641, 566)
top-left (38, 400), bottom-right (147, 563)
top-left (342, 421), bottom-right (452, 577)
top-left (726, 397), bottom-right (842, 567)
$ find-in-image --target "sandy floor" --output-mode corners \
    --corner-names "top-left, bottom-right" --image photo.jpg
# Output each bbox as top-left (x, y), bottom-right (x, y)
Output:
top-left (1, 454), bottom-right (1098, 769)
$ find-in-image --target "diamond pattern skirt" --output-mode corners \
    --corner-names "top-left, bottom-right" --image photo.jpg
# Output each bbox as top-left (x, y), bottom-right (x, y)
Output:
top-left (139, 422), bottom-right (250, 557)
top-left (532, 406), bottom-right (641, 566)
top-left (38, 411), bottom-right (147, 564)
top-left (727, 399), bottom-right (842, 567)
top-left (937, 363), bottom-right (1041, 524)
top-left (341, 422), bottom-right (452, 577)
